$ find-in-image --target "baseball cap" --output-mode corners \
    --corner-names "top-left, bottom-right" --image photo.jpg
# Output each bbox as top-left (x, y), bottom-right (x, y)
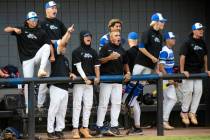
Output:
top-left (151, 13), bottom-right (167, 22)
top-left (164, 32), bottom-right (175, 40)
top-left (26, 11), bottom-right (38, 20)
top-left (192, 22), bottom-right (205, 30)
top-left (128, 32), bottom-right (139, 40)
top-left (45, 1), bottom-right (57, 9)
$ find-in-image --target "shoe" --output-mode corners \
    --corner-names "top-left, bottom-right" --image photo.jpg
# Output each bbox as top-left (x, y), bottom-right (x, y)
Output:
top-left (109, 127), bottom-right (120, 136)
top-left (180, 112), bottom-right (190, 125)
top-left (127, 127), bottom-right (143, 135)
top-left (72, 129), bottom-right (80, 139)
top-left (79, 127), bottom-right (92, 138)
top-left (55, 131), bottom-right (64, 139)
top-left (188, 112), bottom-right (198, 125)
top-left (38, 69), bottom-right (47, 77)
top-left (47, 132), bottom-right (59, 140)
top-left (163, 122), bottom-right (174, 130)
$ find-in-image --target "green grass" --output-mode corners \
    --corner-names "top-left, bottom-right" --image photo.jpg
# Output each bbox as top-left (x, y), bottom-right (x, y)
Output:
top-left (94, 136), bottom-right (210, 140)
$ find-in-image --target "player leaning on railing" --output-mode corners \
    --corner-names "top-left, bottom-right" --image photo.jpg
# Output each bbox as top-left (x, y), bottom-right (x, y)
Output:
top-left (179, 22), bottom-right (210, 126)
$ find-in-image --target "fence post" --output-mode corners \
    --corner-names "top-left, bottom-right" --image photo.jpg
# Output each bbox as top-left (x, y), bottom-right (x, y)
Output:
top-left (28, 82), bottom-right (35, 140)
top-left (157, 78), bottom-right (164, 136)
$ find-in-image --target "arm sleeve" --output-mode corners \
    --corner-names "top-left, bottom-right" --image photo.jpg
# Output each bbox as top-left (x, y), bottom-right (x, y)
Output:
top-left (99, 37), bottom-right (108, 47)
top-left (42, 30), bottom-right (51, 45)
top-left (99, 46), bottom-right (109, 59)
top-left (122, 49), bottom-right (128, 64)
top-left (179, 41), bottom-right (189, 56)
top-left (203, 42), bottom-right (208, 55)
top-left (74, 62), bottom-right (87, 79)
top-left (93, 50), bottom-right (100, 66)
top-left (159, 51), bottom-right (168, 64)
top-left (139, 31), bottom-right (149, 48)
top-left (60, 22), bottom-right (67, 37)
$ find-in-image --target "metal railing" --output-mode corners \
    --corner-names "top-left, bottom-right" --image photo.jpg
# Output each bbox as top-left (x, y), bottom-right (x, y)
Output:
top-left (0, 73), bottom-right (209, 139)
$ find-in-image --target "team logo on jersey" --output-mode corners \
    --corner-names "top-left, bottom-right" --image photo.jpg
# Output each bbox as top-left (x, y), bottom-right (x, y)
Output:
top-left (154, 37), bottom-right (160, 43)
top-left (27, 33), bottom-right (37, 40)
top-left (49, 25), bottom-right (58, 30)
top-left (83, 53), bottom-right (93, 58)
top-left (193, 45), bottom-right (203, 51)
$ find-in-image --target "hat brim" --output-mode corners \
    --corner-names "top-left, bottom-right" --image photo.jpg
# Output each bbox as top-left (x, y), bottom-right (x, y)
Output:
top-left (160, 19), bottom-right (167, 23)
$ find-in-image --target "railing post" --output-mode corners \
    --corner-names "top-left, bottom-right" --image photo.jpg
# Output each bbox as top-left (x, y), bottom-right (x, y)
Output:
top-left (157, 78), bottom-right (164, 136)
top-left (28, 82), bottom-right (35, 140)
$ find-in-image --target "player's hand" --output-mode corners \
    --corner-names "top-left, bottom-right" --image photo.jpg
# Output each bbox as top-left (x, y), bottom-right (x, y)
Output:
top-left (109, 52), bottom-right (120, 60)
top-left (94, 77), bottom-right (100, 85)
top-left (181, 71), bottom-right (190, 78)
top-left (68, 24), bottom-right (74, 33)
top-left (151, 56), bottom-right (158, 63)
top-left (69, 73), bottom-right (77, 80)
top-left (84, 77), bottom-right (92, 85)
top-left (205, 71), bottom-right (210, 77)
top-left (168, 80), bottom-right (174, 85)
top-left (124, 72), bottom-right (131, 83)
top-left (14, 28), bottom-right (21, 34)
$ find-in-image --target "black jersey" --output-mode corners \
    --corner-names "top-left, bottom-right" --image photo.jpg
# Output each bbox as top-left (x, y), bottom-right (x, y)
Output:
top-left (180, 34), bottom-right (208, 73)
top-left (11, 26), bottom-right (51, 63)
top-left (99, 42), bottom-right (128, 75)
top-left (135, 27), bottom-right (163, 69)
top-left (40, 18), bottom-right (67, 40)
top-left (72, 46), bottom-right (99, 76)
top-left (126, 46), bottom-right (139, 72)
top-left (51, 48), bottom-right (71, 90)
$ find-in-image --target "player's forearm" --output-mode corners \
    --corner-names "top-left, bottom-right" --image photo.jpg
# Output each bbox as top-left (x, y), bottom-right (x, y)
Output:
top-left (204, 55), bottom-right (208, 71)
top-left (94, 66), bottom-right (100, 79)
top-left (99, 56), bottom-right (111, 64)
top-left (180, 55), bottom-right (185, 72)
top-left (124, 64), bottom-right (130, 74)
top-left (159, 63), bottom-right (167, 75)
top-left (139, 48), bottom-right (156, 60)
top-left (4, 26), bottom-right (15, 33)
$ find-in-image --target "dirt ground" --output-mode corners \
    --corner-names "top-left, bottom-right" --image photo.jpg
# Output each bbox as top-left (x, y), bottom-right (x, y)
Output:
top-left (35, 127), bottom-right (210, 140)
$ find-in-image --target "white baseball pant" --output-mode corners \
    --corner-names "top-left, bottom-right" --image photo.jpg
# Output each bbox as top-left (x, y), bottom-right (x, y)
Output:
top-left (97, 83), bottom-right (122, 127)
top-left (72, 84), bottom-right (93, 128)
top-left (47, 85), bottom-right (69, 133)
top-left (163, 80), bottom-right (177, 122)
top-left (181, 79), bottom-right (202, 113)
top-left (131, 64), bottom-right (152, 126)
top-left (22, 44), bottom-right (50, 113)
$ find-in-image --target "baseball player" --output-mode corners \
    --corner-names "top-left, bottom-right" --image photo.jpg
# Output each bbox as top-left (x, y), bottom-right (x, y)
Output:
top-left (99, 19), bottom-right (125, 50)
top-left (47, 25), bottom-right (75, 139)
top-left (179, 23), bottom-right (210, 126)
top-left (122, 12), bottom-right (166, 131)
top-left (122, 32), bottom-right (143, 135)
top-left (159, 32), bottom-right (177, 130)
top-left (38, 1), bottom-right (72, 110)
top-left (71, 31), bottom-right (100, 139)
top-left (4, 11), bottom-right (51, 113)
top-left (96, 30), bottom-right (131, 136)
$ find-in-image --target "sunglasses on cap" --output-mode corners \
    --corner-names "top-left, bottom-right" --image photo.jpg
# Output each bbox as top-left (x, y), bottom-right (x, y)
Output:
top-left (28, 18), bottom-right (38, 22)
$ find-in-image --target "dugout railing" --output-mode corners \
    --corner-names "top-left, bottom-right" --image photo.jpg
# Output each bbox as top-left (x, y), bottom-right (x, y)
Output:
top-left (0, 73), bottom-right (209, 140)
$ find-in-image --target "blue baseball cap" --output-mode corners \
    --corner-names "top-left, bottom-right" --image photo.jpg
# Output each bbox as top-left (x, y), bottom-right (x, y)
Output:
top-left (192, 22), bottom-right (205, 30)
top-left (164, 32), bottom-right (175, 40)
top-left (128, 32), bottom-right (139, 40)
top-left (45, 1), bottom-right (57, 9)
top-left (151, 13), bottom-right (167, 22)
top-left (26, 11), bottom-right (38, 20)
